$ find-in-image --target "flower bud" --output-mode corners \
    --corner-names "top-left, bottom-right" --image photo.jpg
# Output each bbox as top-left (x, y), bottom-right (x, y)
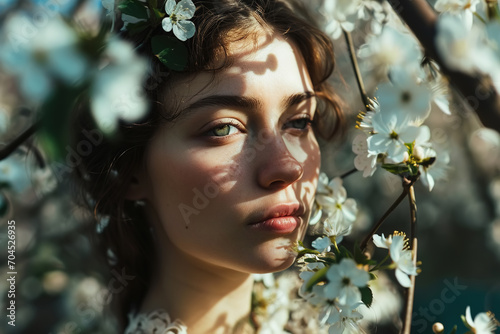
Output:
top-left (432, 322), bottom-right (444, 333)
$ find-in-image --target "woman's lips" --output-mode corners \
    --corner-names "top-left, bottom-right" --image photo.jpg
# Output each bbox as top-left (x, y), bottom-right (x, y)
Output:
top-left (248, 216), bottom-right (300, 234)
top-left (247, 203), bottom-right (303, 234)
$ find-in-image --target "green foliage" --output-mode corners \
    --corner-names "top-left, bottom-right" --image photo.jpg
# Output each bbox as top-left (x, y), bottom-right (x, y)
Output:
top-left (304, 265), bottom-right (329, 292)
top-left (118, 0), bottom-right (150, 20)
top-left (38, 83), bottom-right (85, 161)
top-left (125, 21), bottom-right (150, 35)
top-left (359, 286), bottom-right (373, 307)
top-left (151, 35), bottom-right (189, 71)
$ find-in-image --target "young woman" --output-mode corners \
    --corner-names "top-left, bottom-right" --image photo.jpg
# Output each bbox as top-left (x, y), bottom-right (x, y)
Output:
top-left (72, 0), bottom-right (343, 332)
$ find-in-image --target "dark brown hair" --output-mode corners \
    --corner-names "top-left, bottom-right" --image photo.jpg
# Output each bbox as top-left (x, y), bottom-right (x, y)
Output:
top-left (71, 0), bottom-right (344, 330)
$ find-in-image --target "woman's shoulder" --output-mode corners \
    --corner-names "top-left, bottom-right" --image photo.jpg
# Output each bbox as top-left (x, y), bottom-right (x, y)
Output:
top-left (125, 309), bottom-right (187, 334)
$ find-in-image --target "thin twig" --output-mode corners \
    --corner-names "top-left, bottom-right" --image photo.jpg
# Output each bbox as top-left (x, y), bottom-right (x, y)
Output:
top-left (340, 167), bottom-right (358, 179)
top-left (0, 121), bottom-right (40, 161)
top-left (360, 178), bottom-right (414, 251)
top-left (343, 29), bottom-right (371, 111)
top-left (402, 185), bottom-right (418, 334)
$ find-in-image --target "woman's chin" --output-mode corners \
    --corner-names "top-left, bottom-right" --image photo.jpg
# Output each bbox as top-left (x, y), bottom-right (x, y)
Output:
top-left (246, 245), bottom-right (297, 274)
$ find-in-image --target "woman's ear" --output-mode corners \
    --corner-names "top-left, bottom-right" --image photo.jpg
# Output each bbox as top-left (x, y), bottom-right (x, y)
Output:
top-left (125, 169), bottom-right (150, 201)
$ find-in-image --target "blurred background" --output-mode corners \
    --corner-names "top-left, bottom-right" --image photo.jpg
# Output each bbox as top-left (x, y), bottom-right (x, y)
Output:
top-left (1, 0), bottom-right (499, 333)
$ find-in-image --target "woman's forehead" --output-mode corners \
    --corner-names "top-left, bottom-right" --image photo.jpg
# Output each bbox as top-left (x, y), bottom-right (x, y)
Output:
top-left (167, 34), bottom-right (312, 110)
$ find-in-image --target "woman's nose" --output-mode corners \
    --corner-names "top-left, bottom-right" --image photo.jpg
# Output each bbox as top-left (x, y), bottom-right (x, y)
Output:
top-left (256, 132), bottom-right (304, 190)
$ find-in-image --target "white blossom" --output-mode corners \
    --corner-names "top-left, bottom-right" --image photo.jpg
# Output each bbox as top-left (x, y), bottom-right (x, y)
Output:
top-left (418, 147), bottom-right (449, 191)
top-left (367, 110), bottom-right (421, 163)
top-left (435, 14), bottom-right (496, 75)
top-left (464, 306), bottom-right (498, 334)
top-left (372, 233), bottom-right (393, 249)
top-left (324, 258), bottom-right (370, 306)
top-left (352, 133), bottom-right (378, 177)
top-left (90, 39), bottom-right (149, 134)
top-left (326, 307), bottom-right (364, 334)
top-left (312, 236), bottom-right (333, 253)
top-left (162, 0), bottom-right (196, 41)
top-left (321, 0), bottom-right (363, 39)
top-left (376, 67), bottom-right (432, 123)
top-left (389, 235), bottom-right (418, 288)
top-left (313, 174), bottom-right (358, 242)
top-left (0, 15), bottom-right (88, 102)
top-left (434, 0), bottom-right (484, 30)
top-left (358, 26), bottom-right (422, 78)
top-left (253, 273), bottom-right (275, 288)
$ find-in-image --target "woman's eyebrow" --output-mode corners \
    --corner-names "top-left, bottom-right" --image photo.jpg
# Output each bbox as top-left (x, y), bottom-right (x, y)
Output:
top-left (282, 91), bottom-right (316, 110)
top-left (185, 95), bottom-right (261, 112)
top-left (182, 90), bottom-right (315, 116)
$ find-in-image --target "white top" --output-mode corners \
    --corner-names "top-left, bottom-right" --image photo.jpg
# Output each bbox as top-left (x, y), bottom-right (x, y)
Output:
top-left (125, 309), bottom-right (187, 334)
top-left (124, 273), bottom-right (328, 334)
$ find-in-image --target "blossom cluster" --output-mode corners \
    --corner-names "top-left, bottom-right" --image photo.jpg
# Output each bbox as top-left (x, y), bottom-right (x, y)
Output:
top-left (353, 34), bottom-right (450, 190)
top-left (297, 174), bottom-right (420, 333)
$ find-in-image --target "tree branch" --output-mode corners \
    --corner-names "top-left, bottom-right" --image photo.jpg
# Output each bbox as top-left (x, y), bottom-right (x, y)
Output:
top-left (387, 0), bottom-right (500, 133)
top-left (360, 178), bottom-right (414, 251)
top-left (343, 29), bottom-right (371, 111)
top-left (402, 185), bottom-right (418, 334)
top-left (0, 121), bottom-right (39, 161)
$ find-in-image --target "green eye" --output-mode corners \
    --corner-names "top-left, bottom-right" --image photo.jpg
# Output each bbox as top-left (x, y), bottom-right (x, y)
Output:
top-left (210, 124), bottom-right (238, 137)
top-left (213, 125), bottom-right (230, 136)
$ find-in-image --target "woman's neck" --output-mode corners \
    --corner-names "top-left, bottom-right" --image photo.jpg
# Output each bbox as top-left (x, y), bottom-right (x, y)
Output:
top-left (140, 240), bottom-right (255, 334)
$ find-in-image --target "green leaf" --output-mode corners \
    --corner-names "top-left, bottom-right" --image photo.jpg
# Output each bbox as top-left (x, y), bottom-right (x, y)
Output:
top-left (360, 286), bottom-right (373, 307)
top-left (38, 82), bottom-right (85, 161)
top-left (152, 8), bottom-right (165, 19)
top-left (118, 0), bottom-right (149, 20)
top-left (151, 35), bottom-right (189, 71)
top-left (296, 248), bottom-right (320, 257)
top-left (448, 325), bottom-right (457, 334)
top-left (305, 265), bottom-right (329, 292)
top-left (126, 21), bottom-right (150, 35)
top-left (382, 163), bottom-right (411, 175)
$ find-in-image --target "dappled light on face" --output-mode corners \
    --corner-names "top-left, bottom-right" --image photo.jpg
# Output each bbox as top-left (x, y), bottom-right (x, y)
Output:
top-left (227, 53), bottom-right (278, 75)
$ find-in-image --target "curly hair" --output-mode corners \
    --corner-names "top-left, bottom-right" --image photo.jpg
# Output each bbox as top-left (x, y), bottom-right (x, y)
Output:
top-left (71, 0), bottom-right (344, 330)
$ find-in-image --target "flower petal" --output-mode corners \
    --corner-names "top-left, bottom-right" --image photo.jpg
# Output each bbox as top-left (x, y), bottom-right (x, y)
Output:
top-left (165, 0), bottom-right (176, 15)
top-left (173, 20), bottom-right (195, 41)
top-left (395, 268), bottom-right (411, 288)
top-left (176, 0), bottom-right (196, 19)
top-left (373, 234), bottom-right (390, 249)
top-left (465, 306), bottom-right (474, 327)
top-left (162, 17), bottom-right (173, 32)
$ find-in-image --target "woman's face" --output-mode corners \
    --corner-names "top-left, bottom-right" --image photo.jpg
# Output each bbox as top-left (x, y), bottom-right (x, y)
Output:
top-left (139, 33), bottom-right (321, 274)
